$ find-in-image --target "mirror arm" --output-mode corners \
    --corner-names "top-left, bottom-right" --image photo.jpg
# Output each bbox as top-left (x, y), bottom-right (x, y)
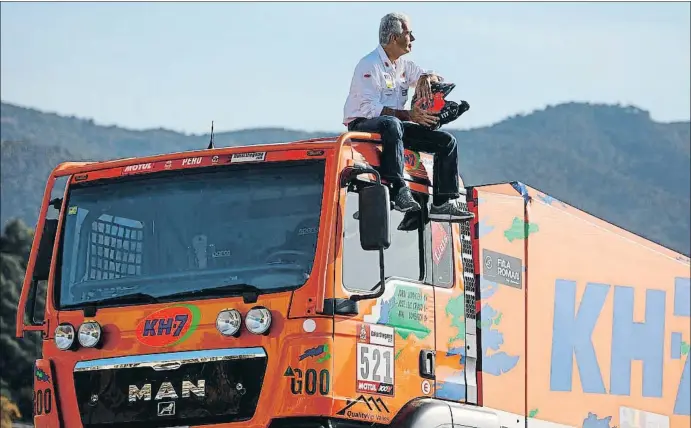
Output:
top-left (368, 167), bottom-right (382, 185)
top-left (340, 163), bottom-right (382, 188)
top-left (350, 248), bottom-right (386, 302)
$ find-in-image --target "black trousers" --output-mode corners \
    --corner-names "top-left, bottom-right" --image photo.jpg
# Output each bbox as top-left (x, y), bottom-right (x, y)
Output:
top-left (348, 115), bottom-right (460, 204)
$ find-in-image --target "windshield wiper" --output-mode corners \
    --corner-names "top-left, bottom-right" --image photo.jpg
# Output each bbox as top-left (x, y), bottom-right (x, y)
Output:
top-left (64, 292), bottom-right (161, 316)
top-left (166, 283), bottom-right (267, 304)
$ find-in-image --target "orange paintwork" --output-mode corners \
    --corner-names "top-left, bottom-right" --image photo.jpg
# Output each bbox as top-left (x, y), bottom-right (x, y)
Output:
top-left (473, 184), bottom-right (690, 428)
top-left (32, 359), bottom-right (61, 427)
top-left (15, 132), bottom-right (446, 428)
top-left (15, 132), bottom-right (690, 428)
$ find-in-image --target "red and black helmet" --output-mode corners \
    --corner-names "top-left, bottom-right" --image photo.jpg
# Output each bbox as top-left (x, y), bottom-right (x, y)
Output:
top-left (412, 82), bottom-right (470, 130)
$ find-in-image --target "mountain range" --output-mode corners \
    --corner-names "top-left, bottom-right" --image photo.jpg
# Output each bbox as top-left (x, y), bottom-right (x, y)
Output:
top-left (1, 101), bottom-right (689, 255)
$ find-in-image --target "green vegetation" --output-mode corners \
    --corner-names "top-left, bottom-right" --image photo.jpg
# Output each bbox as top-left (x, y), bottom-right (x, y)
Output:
top-left (0, 219), bottom-right (42, 422)
top-left (1, 395), bottom-right (22, 428)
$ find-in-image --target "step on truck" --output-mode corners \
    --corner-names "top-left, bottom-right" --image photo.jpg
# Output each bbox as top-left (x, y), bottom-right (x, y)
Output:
top-left (15, 131), bottom-right (691, 428)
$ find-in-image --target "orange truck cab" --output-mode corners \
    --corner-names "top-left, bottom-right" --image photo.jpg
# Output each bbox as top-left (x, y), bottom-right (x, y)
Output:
top-left (16, 132), bottom-right (690, 428)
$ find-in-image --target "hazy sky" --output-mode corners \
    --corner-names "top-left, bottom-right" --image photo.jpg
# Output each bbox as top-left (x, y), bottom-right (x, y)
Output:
top-left (1, 1), bottom-right (689, 134)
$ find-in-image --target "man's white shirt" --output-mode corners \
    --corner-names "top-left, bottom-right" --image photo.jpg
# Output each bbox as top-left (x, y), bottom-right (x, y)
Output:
top-left (342, 45), bottom-right (442, 126)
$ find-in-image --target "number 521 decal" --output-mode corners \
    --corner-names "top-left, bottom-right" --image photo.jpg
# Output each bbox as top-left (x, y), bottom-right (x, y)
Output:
top-left (356, 323), bottom-right (395, 396)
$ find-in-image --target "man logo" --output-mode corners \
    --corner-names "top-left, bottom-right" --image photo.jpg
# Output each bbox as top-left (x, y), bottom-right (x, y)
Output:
top-left (129, 380), bottom-right (205, 402)
top-left (157, 401), bottom-right (175, 417)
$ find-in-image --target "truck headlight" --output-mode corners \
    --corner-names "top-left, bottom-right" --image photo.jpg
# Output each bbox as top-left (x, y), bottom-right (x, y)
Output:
top-left (216, 309), bottom-right (242, 337)
top-left (245, 306), bottom-right (272, 335)
top-left (78, 321), bottom-right (102, 348)
top-left (55, 323), bottom-right (76, 351)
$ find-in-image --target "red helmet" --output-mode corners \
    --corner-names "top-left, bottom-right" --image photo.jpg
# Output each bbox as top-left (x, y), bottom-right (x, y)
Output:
top-left (412, 82), bottom-right (469, 130)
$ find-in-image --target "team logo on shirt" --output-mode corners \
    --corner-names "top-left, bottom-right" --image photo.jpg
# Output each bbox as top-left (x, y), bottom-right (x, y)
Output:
top-left (383, 73), bottom-right (394, 89)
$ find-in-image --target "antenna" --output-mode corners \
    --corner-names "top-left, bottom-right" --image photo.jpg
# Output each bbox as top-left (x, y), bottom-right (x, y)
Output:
top-left (207, 121), bottom-right (215, 149)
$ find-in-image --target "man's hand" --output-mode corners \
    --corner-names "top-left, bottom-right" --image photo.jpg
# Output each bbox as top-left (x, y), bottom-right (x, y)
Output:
top-left (415, 75), bottom-right (433, 105)
top-left (410, 102), bottom-right (438, 128)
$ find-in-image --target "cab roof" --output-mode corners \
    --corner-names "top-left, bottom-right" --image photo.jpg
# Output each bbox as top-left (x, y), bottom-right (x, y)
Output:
top-left (48, 132), bottom-right (437, 190)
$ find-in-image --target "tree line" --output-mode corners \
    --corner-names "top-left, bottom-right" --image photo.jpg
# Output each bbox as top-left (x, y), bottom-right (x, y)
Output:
top-left (1, 219), bottom-right (43, 425)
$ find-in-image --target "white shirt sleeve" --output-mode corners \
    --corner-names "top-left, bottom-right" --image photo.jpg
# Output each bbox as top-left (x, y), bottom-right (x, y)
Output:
top-left (351, 62), bottom-right (385, 119)
top-left (405, 60), bottom-right (444, 87)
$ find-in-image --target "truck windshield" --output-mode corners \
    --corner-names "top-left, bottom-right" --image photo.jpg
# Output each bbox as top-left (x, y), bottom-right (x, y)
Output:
top-left (57, 160), bottom-right (325, 309)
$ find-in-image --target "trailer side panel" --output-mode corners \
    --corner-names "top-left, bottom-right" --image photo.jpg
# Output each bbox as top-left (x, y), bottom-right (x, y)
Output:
top-left (474, 182), bottom-right (690, 428)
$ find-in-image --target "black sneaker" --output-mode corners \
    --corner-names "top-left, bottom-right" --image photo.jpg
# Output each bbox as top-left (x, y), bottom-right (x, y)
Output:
top-left (397, 211), bottom-right (420, 231)
top-left (429, 199), bottom-right (474, 222)
top-left (392, 187), bottom-right (421, 213)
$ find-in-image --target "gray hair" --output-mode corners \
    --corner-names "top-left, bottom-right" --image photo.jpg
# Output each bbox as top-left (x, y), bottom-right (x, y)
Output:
top-left (379, 12), bottom-right (409, 46)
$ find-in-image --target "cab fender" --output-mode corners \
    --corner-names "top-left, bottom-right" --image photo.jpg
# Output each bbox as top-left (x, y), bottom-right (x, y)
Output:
top-left (389, 397), bottom-right (501, 428)
top-left (388, 397), bottom-right (452, 428)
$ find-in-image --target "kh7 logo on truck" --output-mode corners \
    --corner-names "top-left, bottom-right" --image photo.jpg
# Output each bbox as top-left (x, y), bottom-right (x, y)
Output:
top-left (135, 304), bottom-right (201, 347)
top-left (550, 277), bottom-right (690, 415)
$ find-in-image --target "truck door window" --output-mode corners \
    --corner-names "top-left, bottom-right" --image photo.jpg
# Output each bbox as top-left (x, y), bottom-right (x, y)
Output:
top-left (342, 190), bottom-right (424, 292)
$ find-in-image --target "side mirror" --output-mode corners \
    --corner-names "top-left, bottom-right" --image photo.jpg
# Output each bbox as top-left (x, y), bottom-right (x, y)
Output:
top-left (340, 164), bottom-right (392, 303)
top-left (358, 184), bottom-right (390, 251)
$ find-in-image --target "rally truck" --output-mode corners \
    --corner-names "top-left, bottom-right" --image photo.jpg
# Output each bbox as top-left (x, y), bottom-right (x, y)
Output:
top-left (15, 131), bottom-right (690, 428)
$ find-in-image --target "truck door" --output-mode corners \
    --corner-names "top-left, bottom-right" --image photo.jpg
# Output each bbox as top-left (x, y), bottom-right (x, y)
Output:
top-left (429, 216), bottom-right (478, 405)
top-left (336, 188), bottom-right (437, 423)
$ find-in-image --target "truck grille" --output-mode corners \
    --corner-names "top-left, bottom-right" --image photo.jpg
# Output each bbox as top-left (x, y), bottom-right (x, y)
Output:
top-left (73, 347), bottom-right (267, 428)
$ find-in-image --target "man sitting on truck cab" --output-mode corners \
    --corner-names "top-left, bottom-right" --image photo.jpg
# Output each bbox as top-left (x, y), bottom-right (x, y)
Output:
top-left (342, 12), bottom-right (474, 222)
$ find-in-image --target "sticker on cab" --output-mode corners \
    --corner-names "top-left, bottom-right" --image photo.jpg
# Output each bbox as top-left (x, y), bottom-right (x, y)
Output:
top-left (230, 152), bottom-right (266, 164)
top-left (135, 304), bottom-right (201, 347)
top-left (356, 323), bottom-right (395, 396)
